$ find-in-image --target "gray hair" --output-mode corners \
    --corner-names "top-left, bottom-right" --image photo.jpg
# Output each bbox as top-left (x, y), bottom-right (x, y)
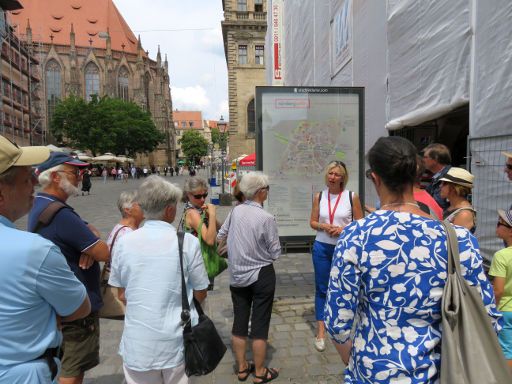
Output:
top-left (182, 176), bottom-right (208, 202)
top-left (239, 172), bottom-right (269, 200)
top-left (117, 190), bottom-right (138, 218)
top-left (38, 164), bottom-right (66, 188)
top-left (137, 175), bottom-right (182, 220)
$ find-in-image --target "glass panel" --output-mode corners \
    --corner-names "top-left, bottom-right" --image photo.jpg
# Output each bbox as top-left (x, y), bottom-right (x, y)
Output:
top-left (84, 62), bottom-right (100, 101)
top-left (46, 60), bottom-right (61, 121)
top-left (239, 45), bottom-right (247, 65)
top-left (117, 66), bottom-right (129, 101)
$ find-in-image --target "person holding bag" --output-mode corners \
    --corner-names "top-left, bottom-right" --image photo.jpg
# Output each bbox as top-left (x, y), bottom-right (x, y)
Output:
top-left (309, 160), bottom-right (363, 352)
top-left (182, 177), bottom-right (226, 290)
top-left (324, 136), bottom-right (502, 383)
top-left (108, 176), bottom-right (209, 384)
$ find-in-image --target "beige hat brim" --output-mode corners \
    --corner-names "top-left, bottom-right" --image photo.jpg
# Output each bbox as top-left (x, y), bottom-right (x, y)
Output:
top-left (502, 151), bottom-right (512, 159)
top-left (14, 146), bottom-right (50, 167)
top-left (438, 176), bottom-right (473, 189)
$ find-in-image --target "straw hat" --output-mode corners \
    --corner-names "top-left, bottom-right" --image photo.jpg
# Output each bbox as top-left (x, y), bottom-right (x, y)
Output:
top-left (439, 167), bottom-right (474, 189)
top-left (498, 209), bottom-right (512, 227)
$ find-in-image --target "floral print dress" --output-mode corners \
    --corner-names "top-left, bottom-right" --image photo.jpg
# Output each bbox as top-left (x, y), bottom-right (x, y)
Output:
top-left (325, 210), bottom-right (501, 384)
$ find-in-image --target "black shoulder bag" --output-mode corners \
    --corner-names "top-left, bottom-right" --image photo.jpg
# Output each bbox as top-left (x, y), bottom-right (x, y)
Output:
top-left (177, 231), bottom-right (226, 376)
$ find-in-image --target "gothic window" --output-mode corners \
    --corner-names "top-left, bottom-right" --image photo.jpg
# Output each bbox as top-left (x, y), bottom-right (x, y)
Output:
top-left (46, 60), bottom-right (61, 122)
top-left (255, 45), bottom-right (264, 65)
top-left (238, 0), bottom-right (247, 11)
top-left (144, 72), bottom-right (151, 112)
top-left (117, 66), bottom-right (129, 101)
top-left (238, 45), bottom-right (248, 65)
top-left (247, 98), bottom-right (255, 134)
top-left (84, 62), bottom-right (100, 101)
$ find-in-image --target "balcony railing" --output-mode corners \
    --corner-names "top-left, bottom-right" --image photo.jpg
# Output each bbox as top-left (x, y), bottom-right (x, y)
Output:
top-left (236, 11), bottom-right (249, 20)
top-left (254, 12), bottom-right (266, 20)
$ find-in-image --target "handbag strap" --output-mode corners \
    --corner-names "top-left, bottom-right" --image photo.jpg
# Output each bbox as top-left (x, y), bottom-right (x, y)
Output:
top-left (178, 231), bottom-right (205, 330)
top-left (441, 221), bottom-right (467, 292)
top-left (100, 225), bottom-right (129, 282)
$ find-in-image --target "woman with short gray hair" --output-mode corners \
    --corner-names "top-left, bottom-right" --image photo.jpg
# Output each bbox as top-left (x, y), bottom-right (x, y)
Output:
top-left (109, 175), bottom-right (209, 384)
top-left (217, 171), bottom-right (281, 382)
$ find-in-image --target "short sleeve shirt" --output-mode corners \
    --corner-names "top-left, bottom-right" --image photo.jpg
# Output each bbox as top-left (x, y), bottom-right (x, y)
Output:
top-left (108, 220), bottom-right (209, 371)
top-left (0, 215), bottom-right (86, 381)
top-left (27, 193), bottom-right (102, 311)
top-left (489, 247), bottom-right (512, 311)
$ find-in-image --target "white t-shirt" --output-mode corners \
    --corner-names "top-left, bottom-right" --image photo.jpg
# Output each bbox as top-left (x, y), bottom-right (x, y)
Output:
top-left (315, 189), bottom-right (353, 245)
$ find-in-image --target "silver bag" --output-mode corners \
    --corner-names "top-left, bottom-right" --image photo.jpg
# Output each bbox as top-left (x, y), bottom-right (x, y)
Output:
top-left (440, 221), bottom-right (511, 383)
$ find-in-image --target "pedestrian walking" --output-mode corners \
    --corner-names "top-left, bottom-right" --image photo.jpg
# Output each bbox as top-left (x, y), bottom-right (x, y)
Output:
top-left (102, 167), bottom-right (108, 184)
top-left (217, 172), bottom-right (281, 383)
top-left (109, 176), bottom-right (209, 384)
top-left (81, 169), bottom-right (92, 195)
top-left (309, 160), bottom-right (363, 352)
top-left (111, 167), bottom-right (117, 181)
top-left (325, 136), bottom-right (500, 383)
top-left (0, 136), bottom-right (90, 383)
top-left (28, 152), bottom-right (110, 384)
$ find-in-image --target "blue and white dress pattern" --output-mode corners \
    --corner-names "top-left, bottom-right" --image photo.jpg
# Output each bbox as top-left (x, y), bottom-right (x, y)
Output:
top-left (325, 210), bottom-right (501, 384)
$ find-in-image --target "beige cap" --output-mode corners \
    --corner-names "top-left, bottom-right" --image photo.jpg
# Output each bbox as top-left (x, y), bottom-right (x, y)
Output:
top-left (439, 167), bottom-right (474, 189)
top-left (0, 135), bottom-right (50, 174)
top-left (502, 151), bottom-right (512, 159)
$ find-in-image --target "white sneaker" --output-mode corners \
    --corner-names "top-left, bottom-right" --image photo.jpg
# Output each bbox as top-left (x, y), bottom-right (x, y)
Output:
top-left (314, 337), bottom-right (326, 352)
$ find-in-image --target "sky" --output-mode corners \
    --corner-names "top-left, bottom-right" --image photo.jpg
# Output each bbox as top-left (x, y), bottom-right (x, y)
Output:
top-left (113, 0), bottom-right (229, 121)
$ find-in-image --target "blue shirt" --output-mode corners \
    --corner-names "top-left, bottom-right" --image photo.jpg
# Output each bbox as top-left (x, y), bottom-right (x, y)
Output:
top-left (27, 193), bottom-right (102, 311)
top-left (109, 220), bottom-right (209, 371)
top-left (0, 215), bottom-right (86, 383)
top-left (325, 210), bottom-right (501, 383)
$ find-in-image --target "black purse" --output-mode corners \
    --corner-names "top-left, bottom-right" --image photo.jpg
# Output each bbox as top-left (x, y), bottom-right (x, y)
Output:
top-left (177, 231), bottom-right (227, 376)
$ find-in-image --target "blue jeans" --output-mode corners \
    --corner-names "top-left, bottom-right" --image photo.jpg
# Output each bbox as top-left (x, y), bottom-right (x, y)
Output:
top-left (312, 240), bottom-right (336, 321)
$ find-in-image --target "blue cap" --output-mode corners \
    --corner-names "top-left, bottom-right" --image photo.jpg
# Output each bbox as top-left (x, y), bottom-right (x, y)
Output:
top-left (36, 152), bottom-right (89, 174)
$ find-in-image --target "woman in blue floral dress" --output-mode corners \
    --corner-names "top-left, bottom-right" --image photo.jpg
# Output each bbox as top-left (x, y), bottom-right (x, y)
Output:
top-left (325, 137), bottom-right (501, 383)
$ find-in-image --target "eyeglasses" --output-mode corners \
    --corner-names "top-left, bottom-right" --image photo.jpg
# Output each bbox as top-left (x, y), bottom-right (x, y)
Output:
top-left (497, 221), bottom-right (512, 229)
top-left (57, 169), bottom-right (80, 177)
top-left (192, 193), bottom-right (208, 199)
top-left (365, 169), bottom-right (373, 180)
top-left (330, 160), bottom-right (347, 171)
top-left (259, 185), bottom-right (270, 192)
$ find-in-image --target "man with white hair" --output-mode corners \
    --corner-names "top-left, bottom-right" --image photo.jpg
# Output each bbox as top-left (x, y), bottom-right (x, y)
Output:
top-left (27, 152), bottom-right (110, 384)
top-left (0, 136), bottom-right (90, 383)
top-left (109, 175), bottom-right (209, 384)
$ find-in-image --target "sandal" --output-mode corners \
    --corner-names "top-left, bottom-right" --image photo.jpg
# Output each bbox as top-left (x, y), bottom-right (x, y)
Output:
top-left (253, 367), bottom-right (279, 383)
top-left (237, 361), bottom-right (255, 382)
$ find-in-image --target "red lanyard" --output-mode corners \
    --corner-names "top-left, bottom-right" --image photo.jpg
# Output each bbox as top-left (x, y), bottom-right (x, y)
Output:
top-left (328, 191), bottom-right (342, 225)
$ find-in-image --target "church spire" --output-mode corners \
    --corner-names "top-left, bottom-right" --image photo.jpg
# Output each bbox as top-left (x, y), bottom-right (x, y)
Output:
top-left (70, 23), bottom-right (75, 51)
top-left (26, 19), bottom-right (32, 45)
top-left (156, 45), bottom-right (161, 66)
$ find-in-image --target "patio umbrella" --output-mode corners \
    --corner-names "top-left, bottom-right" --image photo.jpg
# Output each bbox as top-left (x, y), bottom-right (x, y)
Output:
top-left (77, 153), bottom-right (93, 161)
top-left (91, 153), bottom-right (117, 163)
top-left (116, 156), bottom-right (134, 163)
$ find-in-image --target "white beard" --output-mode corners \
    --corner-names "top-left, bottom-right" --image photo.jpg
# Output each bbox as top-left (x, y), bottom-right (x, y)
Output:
top-left (59, 175), bottom-right (79, 197)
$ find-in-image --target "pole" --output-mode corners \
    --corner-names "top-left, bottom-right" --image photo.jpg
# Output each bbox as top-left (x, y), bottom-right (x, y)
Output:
top-left (221, 149), bottom-right (226, 194)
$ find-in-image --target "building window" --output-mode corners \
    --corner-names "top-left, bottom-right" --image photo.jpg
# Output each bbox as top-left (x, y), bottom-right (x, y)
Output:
top-left (238, 0), bottom-right (247, 11)
top-left (255, 45), bottom-right (264, 65)
top-left (255, 0), bottom-right (263, 12)
top-left (84, 62), bottom-right (100, 101)
top-left (247, 98), bottom-right (255, 134)
top-left (117, 66), bottom-right (129, 101)
top-left (181, 121), bottom-right (186, 128)
top-left (189, 121), bottom-right (193, 127)
top-left (144, 72), bottom-right (151, 112)
top-left (238, 45), bottom-right (248, 64)
top-left (46, 60), bottom-right (61, 122)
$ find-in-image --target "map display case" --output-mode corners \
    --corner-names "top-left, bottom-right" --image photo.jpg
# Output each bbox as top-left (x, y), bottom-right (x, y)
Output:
top-left (255, 86), bottom-right (365, 242)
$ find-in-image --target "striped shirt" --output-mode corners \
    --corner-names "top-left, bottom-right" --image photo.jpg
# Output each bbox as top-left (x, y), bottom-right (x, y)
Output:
top-left (217, 200), bottom-right (281, 287)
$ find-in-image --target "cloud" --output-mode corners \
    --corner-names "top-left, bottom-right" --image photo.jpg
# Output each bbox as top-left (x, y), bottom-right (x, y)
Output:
top-left (217, 100), bottom-right (229, 120)
top-left (172, 86), bottom-right (211, 111)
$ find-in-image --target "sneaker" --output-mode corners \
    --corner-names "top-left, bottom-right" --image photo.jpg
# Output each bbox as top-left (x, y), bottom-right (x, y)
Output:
top-left (314, 337), bottom-right (325, 352)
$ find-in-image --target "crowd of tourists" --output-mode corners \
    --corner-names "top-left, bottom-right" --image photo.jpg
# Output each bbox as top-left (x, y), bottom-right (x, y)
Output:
top-left (0, 132), bottom-right (512, 384)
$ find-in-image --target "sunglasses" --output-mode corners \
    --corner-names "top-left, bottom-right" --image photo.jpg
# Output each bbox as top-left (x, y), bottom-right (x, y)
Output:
top-left (497, 221), bottom-right (512, 229)
top-left (260, 185), bottom-right (270, 192)
top-left (57, 169), bottom-right (81, 177)
top-left (192, 193), bottom-right (208, 199)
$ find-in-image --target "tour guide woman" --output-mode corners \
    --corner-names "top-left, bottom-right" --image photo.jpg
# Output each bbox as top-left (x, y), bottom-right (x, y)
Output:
top-left (309, 160), bottom-right (363, 352)
top-left (324, 136), bottom-right (501, 383)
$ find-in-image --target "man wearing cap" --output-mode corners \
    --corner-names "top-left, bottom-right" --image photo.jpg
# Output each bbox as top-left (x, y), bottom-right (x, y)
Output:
top-left (27, 152), bottom-right (110, 384)
top-left (423, 143), bottom-right (452, 210)
top-left (0, 136), bottom-right (90, 383)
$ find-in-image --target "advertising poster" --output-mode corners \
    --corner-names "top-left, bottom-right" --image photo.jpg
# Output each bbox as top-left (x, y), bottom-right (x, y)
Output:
top-left (270, 0), bottom-right (284, 85)
top-left (256, 86), bottom-right (364, 240)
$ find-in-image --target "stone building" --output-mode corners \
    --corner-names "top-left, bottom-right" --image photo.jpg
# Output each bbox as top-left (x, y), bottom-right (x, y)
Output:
top-left (0, 0), bottom-right (42, 146)
top-left (8, 0), bottom-right (175, 165)
top-left (173, 110), bottom-right (204, 161)
top-left (221, 0), bottom-right (267, 158)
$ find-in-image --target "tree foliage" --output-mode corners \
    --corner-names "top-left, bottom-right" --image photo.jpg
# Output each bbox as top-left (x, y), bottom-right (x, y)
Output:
top-left (50, 95), bottom-right (165, 156)
top-left (179, 130), bottom-right (208, 164)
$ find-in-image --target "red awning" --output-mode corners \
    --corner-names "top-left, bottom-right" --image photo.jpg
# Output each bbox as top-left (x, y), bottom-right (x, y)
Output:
top-left (239, 152), bottom-right (256, 166)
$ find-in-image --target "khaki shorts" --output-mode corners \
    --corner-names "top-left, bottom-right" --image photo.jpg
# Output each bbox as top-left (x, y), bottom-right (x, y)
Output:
top-left (60, 312), bottom-right (100, 378)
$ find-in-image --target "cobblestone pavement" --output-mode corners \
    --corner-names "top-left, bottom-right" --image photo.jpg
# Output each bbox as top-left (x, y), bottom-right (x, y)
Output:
top-left (19, 170), bottom-right (346, 383)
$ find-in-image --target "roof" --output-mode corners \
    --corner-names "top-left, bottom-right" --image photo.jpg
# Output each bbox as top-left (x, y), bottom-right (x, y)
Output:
top-left (173, 110), bottom-right (203, 129)
top-left (8, 0), bottom-right (140, 55)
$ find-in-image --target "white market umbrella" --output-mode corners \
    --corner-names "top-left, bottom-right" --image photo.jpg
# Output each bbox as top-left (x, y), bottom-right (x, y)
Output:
top-left (76, 153), bottom-right (93, 161)
top-left (91, 153), bottom-right (117, 162)
top-left (116, 156), bottom-right (134, 163)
